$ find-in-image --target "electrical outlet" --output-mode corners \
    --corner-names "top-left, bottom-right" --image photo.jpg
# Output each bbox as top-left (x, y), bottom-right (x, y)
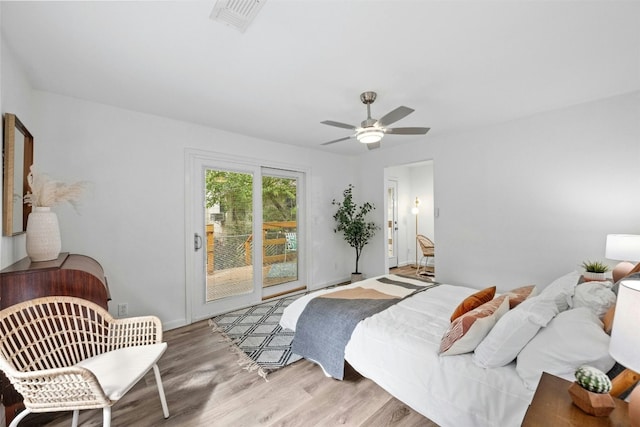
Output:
top-left (117, 303), bottom-right (128, 317)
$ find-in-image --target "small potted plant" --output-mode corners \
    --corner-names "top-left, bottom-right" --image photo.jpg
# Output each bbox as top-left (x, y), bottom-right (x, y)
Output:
top-left (568, 365), bottom-right (615, 416)
top-left (581, 260), bottom-right (610, 282)
top-left (332, 184), bottom-right (379, 282)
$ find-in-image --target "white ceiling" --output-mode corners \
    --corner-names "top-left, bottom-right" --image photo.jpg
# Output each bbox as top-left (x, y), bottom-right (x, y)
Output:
top-left (2, 1), bottom-right (639, 155)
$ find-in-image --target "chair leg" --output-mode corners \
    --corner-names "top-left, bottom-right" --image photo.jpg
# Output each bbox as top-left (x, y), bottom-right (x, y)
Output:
top-left (72, 409), bottom-right (79, 427)
top-left (423, 257), bottom-right (435, 276)
top-left (102, 406), bottom-right (111, 427)
top-left (153, 363), bottom-right (170, 418)
top-left (8, 408), bottom-right (31, 427)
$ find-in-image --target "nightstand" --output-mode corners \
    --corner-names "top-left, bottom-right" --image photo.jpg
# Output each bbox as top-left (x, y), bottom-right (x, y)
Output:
top-left (522, 372), bottom-right (630, 426)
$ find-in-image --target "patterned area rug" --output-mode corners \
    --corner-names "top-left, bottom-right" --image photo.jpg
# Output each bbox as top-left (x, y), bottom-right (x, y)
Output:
top-left (210, 293), bottom-right (304, 380)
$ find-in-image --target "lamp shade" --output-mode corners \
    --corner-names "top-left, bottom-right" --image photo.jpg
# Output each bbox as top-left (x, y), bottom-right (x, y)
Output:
top-left (609, 280), bottom-right (640, 372)
top-left (605, 234), bottom-right (640, 262)
top-left (411, 197), bottom-right (420, 214)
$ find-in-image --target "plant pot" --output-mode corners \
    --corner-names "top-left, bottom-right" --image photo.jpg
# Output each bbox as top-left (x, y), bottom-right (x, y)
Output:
top-left (351, 273), bottom-right (363, 283)
top-left (26, 207), bottom-right (62, 262)
top-left (583, 272), bottom-right (606, 282)
top-left (568, 382), bottom-right (615, 416)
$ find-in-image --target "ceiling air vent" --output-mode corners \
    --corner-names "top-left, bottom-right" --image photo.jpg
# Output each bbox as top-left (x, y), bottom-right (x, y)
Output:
top-left (210, 0), bottom-right (267, 33)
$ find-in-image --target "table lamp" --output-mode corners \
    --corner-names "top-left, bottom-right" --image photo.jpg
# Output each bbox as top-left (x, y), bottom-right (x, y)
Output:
top-left (605, 234), bottom-right (640, 282)
top-left (609, 279), bottom-right (640, 426)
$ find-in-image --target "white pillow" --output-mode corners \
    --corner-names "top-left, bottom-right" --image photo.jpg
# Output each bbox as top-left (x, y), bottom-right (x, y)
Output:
top-left (440, 296), bottom-right (510, 356)
top-left (538, 270), bottom-right (581, 313)
top-left (516, 307), bottom-right (615, 390)
top-left (572, 281), bottom-right (616, 318)
top-left (472, 294), bottom-right (559, 368)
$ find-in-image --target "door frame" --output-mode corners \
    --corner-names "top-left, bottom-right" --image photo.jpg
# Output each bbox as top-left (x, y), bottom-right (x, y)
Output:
top-left (184, 148), bottom-right (311, 323)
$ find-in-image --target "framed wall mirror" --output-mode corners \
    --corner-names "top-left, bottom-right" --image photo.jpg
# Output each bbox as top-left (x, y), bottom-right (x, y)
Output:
top-left (3, 113), bottom-right (34, 236)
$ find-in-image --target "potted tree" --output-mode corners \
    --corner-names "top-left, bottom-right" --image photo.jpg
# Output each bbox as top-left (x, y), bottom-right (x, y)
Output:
top-left (581, 260), bottom-right (610, 282)
top-left (332, 184), bottom-right (379, 282)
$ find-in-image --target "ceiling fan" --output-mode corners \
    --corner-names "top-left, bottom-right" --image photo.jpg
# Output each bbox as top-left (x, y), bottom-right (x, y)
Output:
top-left (320, 91), bottom-right (430, 150)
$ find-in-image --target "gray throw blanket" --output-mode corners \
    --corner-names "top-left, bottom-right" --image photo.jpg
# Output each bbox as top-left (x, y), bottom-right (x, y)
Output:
top-left (292, 278), bottom-right (439, 379)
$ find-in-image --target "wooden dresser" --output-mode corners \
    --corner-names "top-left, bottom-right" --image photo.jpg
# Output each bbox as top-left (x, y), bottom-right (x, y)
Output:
top-left (0, 252), bottom-right (110, 423)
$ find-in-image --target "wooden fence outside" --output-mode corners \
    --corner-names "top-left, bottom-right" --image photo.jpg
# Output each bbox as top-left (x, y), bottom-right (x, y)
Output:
top-left (206, 221), bottom-right (297, 274)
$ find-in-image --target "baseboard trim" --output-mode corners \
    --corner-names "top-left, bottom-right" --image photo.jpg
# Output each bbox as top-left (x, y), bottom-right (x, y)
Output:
top-left (263, 285), bottom-right (307, 300)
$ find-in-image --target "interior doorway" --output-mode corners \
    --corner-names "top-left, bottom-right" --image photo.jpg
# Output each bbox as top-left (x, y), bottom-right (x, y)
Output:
top-left (384, 160), bottom-right (434, 273)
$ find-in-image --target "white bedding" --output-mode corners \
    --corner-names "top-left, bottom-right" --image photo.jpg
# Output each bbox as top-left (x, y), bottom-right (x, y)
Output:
top-left (280, 275), bottom-right (534, 427)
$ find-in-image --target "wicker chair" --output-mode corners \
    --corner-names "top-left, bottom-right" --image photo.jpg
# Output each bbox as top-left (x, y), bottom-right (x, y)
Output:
top-left (0, 296), bottom-right (169, 427)
top-left (416, 234), bottom-right (435, 276)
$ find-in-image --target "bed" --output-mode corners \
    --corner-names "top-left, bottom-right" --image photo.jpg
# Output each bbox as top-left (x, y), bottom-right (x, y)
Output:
top-left (280, 272), bottom-right (618, 427)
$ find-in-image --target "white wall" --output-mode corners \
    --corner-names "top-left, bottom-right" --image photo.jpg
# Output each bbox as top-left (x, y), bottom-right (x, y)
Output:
top-left (0, 39), bottom-right (36, 267)
top-left (0, 41), bottom-right (360, 329)
top-left (361, 91), bottom-right (640, 292)
top-left (29, 91), bottom-right (361, 328)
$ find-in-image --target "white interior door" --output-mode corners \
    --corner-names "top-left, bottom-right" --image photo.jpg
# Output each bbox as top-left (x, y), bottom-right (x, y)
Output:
top-left (387, 180), bottom-right (399, 268)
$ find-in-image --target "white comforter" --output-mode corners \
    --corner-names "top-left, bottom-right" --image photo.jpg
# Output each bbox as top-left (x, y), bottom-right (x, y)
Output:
top-left (280, 275), bottom-right (534, 427)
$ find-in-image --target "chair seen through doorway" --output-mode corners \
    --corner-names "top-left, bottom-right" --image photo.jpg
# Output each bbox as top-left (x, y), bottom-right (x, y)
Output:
top-left (417, 234), bottom-right (435, 276)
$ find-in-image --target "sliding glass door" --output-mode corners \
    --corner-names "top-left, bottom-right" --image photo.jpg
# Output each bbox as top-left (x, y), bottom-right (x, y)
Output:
top-left (188, 153), bottom-right (305, 321)
top-left (261, 168), bottom-right (304, 298)
top-left (204, 169), bottom-right (255, 303)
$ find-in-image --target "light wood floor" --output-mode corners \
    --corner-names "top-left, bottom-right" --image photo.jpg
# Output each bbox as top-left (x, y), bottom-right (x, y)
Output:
top-left (18, 319), bottom-right (438, 427)
top-left (389, 264), bottom-right (435, 280)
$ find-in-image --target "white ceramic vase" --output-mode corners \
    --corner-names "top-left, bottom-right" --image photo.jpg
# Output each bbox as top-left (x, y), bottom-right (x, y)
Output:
top-left (26, 207), bottom-right (62, 262)
top-left (583, 271), bottom-right (606, 282)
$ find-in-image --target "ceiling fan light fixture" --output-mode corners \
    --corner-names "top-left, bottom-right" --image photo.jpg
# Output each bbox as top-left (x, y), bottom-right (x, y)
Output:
top-left (356, 128), bottom-right (384, 144)
top-left (320, 92), bottom-right (429, 148)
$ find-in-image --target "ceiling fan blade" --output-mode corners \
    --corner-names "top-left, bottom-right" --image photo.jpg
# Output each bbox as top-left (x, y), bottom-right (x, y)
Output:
top-left (385, 127), bottom-right (430, 135)
top-left (321, 135), bottom-right (354, 146)
top-left (376, 106), bottom-right (414, 127)
top-left (366, 141), bottom-right (381, 150)
top-left (321, 120), bottom-right (357, 130)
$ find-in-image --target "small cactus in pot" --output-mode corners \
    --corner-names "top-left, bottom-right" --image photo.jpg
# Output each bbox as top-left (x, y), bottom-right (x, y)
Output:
top-left (568, 365), bottom-right (615, 416)
top-left (575, 365), bottom-right (612, 394)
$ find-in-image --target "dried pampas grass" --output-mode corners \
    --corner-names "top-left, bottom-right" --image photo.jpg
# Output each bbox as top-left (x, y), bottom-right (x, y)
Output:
top-left (24, 166), bottom-right (87, 209)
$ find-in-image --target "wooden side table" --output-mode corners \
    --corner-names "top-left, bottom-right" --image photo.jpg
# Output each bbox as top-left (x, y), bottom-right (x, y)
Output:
top-left (522, 372), bottom-right (630, 426)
